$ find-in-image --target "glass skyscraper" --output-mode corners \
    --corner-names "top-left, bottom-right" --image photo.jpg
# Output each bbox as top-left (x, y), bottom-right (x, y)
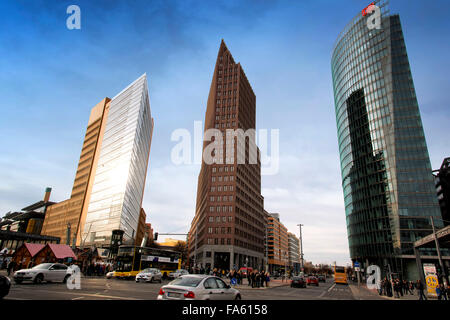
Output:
top-left (331, 0), bottom-right (443, 279)
top-left (82, 74), bottom-right (154, 246)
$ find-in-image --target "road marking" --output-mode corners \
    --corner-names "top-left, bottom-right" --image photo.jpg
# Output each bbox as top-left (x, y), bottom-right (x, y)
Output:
top-left (72, 297), bottom-right (85, 300)
top-left (7, 287), bottom-right (141, 300)
top-left (318, 283), bottom-right (336, 298)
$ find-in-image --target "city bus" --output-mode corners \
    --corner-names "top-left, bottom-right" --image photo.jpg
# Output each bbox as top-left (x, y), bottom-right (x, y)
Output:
top-left (114, 246), bottom-right (182, 279)
top-left (334, 265), bottom-right (348, 284)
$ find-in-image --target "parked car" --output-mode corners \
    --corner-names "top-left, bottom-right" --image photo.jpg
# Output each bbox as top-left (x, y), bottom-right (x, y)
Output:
top-left (318, 275), bottom-right (326, 282)
top-left (157, 275), bottom-right (241, 300)
top-left (0, 275), bottom-right (11, 299)
top-left (168, 269), bottom-right (189, 279)
top-left (238, 267), bottom-right (253, 277)
top-left (13, 262), bottom-right (73, 284)
top-left (290, 276), bottom-right (306, 288)
top-left (306, 275), bottom-right (319, 286)
top-left (136, 268), bottom-right (162, 283)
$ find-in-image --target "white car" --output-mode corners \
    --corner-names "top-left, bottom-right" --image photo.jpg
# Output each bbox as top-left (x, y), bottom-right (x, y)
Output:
top-left (106, 271), bottom-right (115, 279)
top-left (136, 268), bottom-right (162, 283)
top-left (13, 263), bottom-right (73, 284)
top-left (168, 269), bottom-right (189, 279)
top-left (157, 275), bottom-right (241, 300)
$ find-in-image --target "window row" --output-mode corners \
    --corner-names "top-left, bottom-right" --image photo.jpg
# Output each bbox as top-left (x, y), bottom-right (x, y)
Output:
top-left (210, 186), bottom-right (234, 192)
top-left (208, 216), bottom-right (233, 223)
top-left (207, 238), bottom-right (232, 245)
top-left (210, 195), bottom-right (233, 202)
top-left (212, 166), bottom-right (234, 173)
top-left (209, 206), bottom-right (234, 212)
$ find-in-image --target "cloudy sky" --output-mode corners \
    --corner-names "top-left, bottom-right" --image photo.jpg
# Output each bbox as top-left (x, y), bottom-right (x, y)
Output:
top-left (0, 0), bottom-right (449, 266)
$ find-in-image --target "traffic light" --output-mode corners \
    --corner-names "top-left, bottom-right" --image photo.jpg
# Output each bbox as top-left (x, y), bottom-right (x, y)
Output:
top-left (154, 232), bottom-right (158, 241)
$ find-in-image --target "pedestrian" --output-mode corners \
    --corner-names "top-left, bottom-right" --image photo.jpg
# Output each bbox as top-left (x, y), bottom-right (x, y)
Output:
top-left (265, 271), bottom-right (270, 287)
top-left (409, 281), bottom-right (415, 295)
top-left (386, 278), bottom-right (392, 297)
top-left (416, 280), bottom-right (427, 300)
top-left (437, 283), bottom-right (443, 300)
top-left (247, 271), bottom-right (252, 287)
top-left (7, 259), bottom-right (16, 276)
top-left (251, 271), bottom-right (257, 288)
top-left (445, 283), bottom-right (450, 300)
top-left (255, 270), bottom-right (261, 288)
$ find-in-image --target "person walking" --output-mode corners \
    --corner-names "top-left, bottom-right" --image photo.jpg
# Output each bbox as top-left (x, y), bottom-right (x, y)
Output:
top-left (386, 278), bottom-right (393, 297)
top-left (265, 271), bottom-right (270, 287)
top-left (416, 279), bottom-right (427, 300)
top-left (437, 283), bottom-right (443, 300)
top-left (251, 271), bottom-right (257, 288)
top-left (247, 271), bottom-right (252, 287)
top-left (7, 259), bottom-right (16, 276)
top-left (260, 270), bottom-right (265, 287)
top-left (393, 280), bottom-right (400, 298)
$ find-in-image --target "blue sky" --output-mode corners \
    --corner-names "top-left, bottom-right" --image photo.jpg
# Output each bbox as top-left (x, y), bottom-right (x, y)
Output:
top-left (0, 0), bottom-right (449, 265)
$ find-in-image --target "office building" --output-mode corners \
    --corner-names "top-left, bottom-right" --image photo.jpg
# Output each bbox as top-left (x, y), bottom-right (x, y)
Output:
top-left (288, 232), bottom-right (301, 273)
top-left (188, 40), bottom-right (265, 271)
top-left (267, 213), bottom-right (289, 273)
top-left (331, 0), bottom-right (443, 279)
top-left (42, 74), bottom-right (154, 247)
top-left (433, 158), bottom-right (450, 226)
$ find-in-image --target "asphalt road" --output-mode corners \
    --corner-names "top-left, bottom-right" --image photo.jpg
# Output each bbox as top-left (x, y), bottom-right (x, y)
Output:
top-left (4, 276), bottom-right (356, 300)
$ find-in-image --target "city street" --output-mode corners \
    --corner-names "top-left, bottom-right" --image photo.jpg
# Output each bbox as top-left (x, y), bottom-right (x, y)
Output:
top-left (3, 275), bottom-right (362, 300)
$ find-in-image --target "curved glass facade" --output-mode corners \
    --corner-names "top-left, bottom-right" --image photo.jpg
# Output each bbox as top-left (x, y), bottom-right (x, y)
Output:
top-left (82, 74), bottom-right (153, 245)
top-left (331, 1), bottom-right (442, 276)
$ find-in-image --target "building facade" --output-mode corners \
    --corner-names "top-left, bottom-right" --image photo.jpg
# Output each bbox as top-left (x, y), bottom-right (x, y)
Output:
top-left (267, 213), bottom-right (289, 273)
top-left (188, 40), bottom-right (265, 271)
top-left (331, 0), bottom-right (443, 280)
top-left (433, 158), bottom-right (450, 227)
top-left (42, 74), bottom-right (154, 247)
top-left (288, 232), bottom-right (301, 273)
top-left (135, 208), bottom-right (147, 246)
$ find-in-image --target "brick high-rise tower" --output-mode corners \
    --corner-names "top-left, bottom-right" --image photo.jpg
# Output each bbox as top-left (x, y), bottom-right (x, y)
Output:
top-left (188, 40), bottom-right (265, 271)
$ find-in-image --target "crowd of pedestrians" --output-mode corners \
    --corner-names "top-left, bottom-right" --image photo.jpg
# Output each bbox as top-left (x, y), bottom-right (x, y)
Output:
top-left (81, 262), bottom-right (113, 276)
top-left (187, 266), bottom-right (271, 287)
top-left (378, 277), bottom-right (449, 300)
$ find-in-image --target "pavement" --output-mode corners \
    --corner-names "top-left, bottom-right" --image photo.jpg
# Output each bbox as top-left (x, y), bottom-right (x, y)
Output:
top-left (348, 282), bottom-right (430, 301)
top-left (1, 271), bottom-right (359, 300)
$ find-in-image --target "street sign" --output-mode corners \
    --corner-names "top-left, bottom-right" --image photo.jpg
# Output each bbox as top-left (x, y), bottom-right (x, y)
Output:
top-left (354, 267), bottom-right (360, 272)
top-left (354, 261), bottom-right (360, 268)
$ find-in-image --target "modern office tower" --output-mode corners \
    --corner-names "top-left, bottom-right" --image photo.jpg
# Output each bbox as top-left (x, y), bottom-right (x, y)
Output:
top-left (433, 158), bottom-right (450, 226)
top-left (331, 0), bottom-right (443, 279)
top-left (267, 213), bottom-right (289, 274)
top-left (188, 40), bottom-right (265, 271)
top-left (42, 74), bottom-right (154, 247)
top-left (288, 232), bottom-right (301, 273)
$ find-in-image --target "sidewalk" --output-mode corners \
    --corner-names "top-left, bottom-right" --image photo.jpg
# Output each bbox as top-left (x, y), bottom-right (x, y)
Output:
top-left (349, 283), bottom-right (427, 301)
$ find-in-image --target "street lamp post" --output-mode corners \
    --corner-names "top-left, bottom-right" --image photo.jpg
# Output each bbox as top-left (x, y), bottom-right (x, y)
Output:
top-left (297, 224), bottom-right (304, 271)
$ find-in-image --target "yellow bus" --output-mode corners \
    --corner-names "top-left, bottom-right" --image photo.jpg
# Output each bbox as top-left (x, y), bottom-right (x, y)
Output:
top-left (114, 246), bottom-right (182, 279)
top-left (334, 265), bottom-right (347, 284)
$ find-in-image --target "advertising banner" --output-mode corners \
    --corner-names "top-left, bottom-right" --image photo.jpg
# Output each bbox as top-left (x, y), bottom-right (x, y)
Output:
top-left (423, 263), bottom-right (438, 297)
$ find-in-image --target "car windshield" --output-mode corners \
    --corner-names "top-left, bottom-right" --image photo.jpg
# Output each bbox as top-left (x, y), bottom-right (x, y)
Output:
top-left (142, 268), bottom-right (157, 273)
top-left (335, 267), bottom-right (345, 273)
top-left (31, 263), bottom-right (53, 270)
top-left (293, 277), bottom-right (303, 280)
top-left (169, 276), bottom-right (203, 287)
